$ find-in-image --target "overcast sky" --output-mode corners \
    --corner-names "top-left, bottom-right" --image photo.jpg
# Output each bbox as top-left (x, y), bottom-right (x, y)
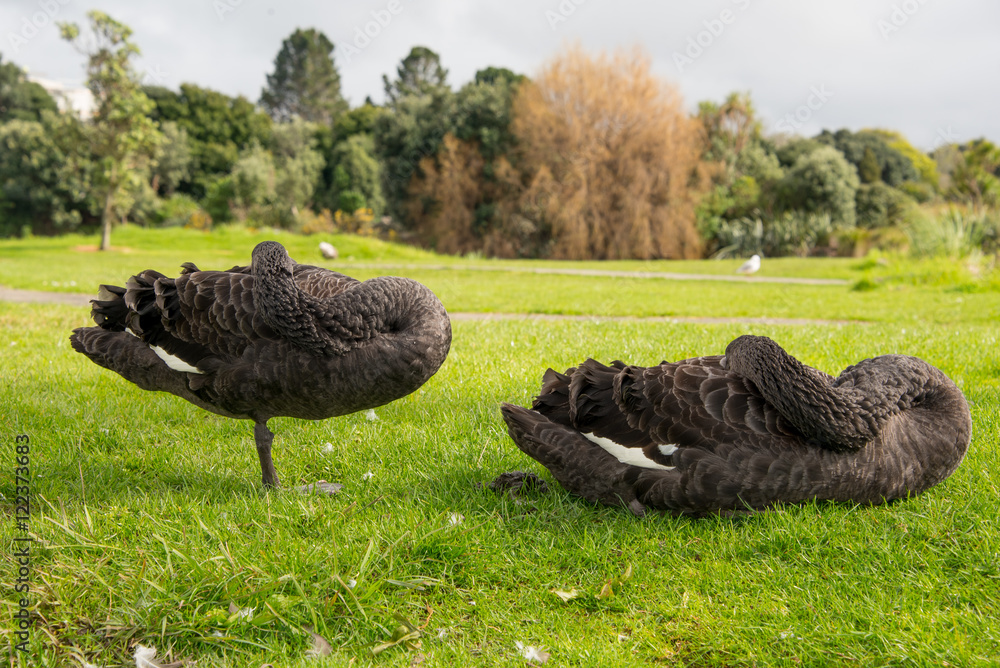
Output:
top-left (4, 0), bottom-right (998, 149)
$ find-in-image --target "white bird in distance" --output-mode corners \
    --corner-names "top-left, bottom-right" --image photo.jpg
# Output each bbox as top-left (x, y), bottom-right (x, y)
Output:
top-left (736, 254), bottom-right (761, 275)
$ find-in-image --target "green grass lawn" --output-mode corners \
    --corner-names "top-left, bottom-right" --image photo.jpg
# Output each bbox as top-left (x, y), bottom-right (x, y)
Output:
top-left (2, 227), bottom-right (999, 666)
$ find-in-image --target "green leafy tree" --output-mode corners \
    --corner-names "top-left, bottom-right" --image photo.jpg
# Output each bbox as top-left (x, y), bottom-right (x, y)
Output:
top-left (949, 139), bottom-right (1000, 210)
top-left (382, 46), bottom-right (449, 103)
top-left (776, 137), bottom-right (823, 168)
top-left (777, 145), bottom-right (860, 228)
top-left (815, 129), bottom-right (917, 187)
top-left (271, 119), bottom-right (325, 212)
top-left (373, 88), bottom-right (456, 224)
top-left (868, 129), bottom-right (939, 189)
top-left (858, 146), bottom-right (881, 183)
top-left (0, 54), bottom-right (58, 122)
top-left (144, 83), bottom-right (272, 194)
top-left (229, 141), bottom-right (276, 216)
top-left (855, 181), bottom-right (913, 229)
top-left (260, 28), bottom-right (347, 124)
top-left (698, 91), bottom-right (763, 181)
top-left (454, 68), bottom-right (524, 161)
top-left (151, 121), bottom-right (192, 195)
top-left (333, 103), bottom-right (384, 140)
top-left (329, 133), bottom-right (385, 215)
top-left (0, 112), bottom-right (95, 236)
top-left (473, 67), bottom-right (526, 87)
top-left (60, 11), bottom-right (161, 250)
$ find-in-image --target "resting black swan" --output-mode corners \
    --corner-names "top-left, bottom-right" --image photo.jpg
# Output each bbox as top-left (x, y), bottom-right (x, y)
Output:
top-left (70, 241), bottom-right (452, 491)
top-left (500, 335), bottom-right (971, 516)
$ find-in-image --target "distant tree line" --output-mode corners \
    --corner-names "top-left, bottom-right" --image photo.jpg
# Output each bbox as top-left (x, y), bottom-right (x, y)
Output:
top-left (1, 12), bottom-right (998, 257)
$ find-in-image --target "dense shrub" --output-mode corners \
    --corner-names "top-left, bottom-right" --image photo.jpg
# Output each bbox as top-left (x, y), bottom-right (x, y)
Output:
top-left (777, 146), bottom-right (860, 228)
top-left (712, 212), bottom-right (834, 258)
top-left (855, 182), bottom-right (914, 229)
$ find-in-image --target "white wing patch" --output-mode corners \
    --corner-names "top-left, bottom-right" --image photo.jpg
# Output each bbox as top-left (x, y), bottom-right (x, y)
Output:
top-left (150, 345), bottom-right (203, 374)
top-left (583, 433), bottom-right (675, 470)
top-left (657, 443), bottom-right (679, 456)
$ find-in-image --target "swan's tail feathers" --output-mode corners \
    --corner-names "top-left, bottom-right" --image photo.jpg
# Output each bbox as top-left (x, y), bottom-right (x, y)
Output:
top-left (70, 327), bottom-right (183, 392)
top-left (122, 270), bottom-right (170, 338)
top-left (90, 284), bottom-right (128, 331)
top-left (530, 367), bottom-right (573, 424)
top-left (500, 403), bottom-right (647, 517)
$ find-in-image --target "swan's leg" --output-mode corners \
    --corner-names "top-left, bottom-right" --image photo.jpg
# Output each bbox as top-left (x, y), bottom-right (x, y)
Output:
top-left (255, 420), bottom-right (342, 494)
top-left (254, 421), bottom-right (280, 488)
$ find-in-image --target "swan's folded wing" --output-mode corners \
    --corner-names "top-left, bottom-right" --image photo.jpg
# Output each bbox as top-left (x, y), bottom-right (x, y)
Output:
top-left (616, 357), bottom-right (801, 451)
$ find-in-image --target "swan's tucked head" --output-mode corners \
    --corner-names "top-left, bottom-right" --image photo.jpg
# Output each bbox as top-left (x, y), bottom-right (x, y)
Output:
top-left (252, 241), bottom-right (294, 277)
top-left (722, 334), bottom-right (783, 375)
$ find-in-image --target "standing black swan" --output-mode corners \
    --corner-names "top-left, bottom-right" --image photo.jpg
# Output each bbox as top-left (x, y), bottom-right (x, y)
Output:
top-left (500, 335), bottom-right (971, 516)
top-left (70, 241), bottom-right (452, 491)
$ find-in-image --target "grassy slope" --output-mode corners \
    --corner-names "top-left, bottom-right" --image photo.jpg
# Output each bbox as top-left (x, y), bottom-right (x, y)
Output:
top-left (1, 229), bottom-right (999, 666)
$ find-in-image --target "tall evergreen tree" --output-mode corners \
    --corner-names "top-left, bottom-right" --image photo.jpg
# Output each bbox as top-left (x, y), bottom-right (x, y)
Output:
top-left (382, 46), bottom-right (449, 104)
top-left (260, 28), bottom-right (347, 124)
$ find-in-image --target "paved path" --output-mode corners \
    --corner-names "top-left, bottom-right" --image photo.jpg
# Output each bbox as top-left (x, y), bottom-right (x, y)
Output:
top-left (0, 285), bottom-right (91, 306)
top-left (343, 262), bottom-right (850, 286)
top-left (449, 312), bottom-right (862, 326)
top-left (1, 285), bottom-right (862, 326)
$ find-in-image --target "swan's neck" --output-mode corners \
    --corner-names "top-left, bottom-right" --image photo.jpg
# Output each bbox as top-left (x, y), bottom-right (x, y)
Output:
top-left (253, 265), bottom-right (337, 356)
top-left (727, 337), bottom-right (931, 451)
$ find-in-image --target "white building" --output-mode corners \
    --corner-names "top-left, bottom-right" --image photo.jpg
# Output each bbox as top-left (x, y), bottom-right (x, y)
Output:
top-left (27, 75), bottom-right (95, 118)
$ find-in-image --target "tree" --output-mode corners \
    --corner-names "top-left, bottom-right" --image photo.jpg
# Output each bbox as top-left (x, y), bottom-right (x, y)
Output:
top-left (776, 137), bottom-right (823, 168)
top-left (60, 11), bottom-right (161, 250)
top-left (333, 103), bottom-right (384, 140)
top-left (260, 28), bottom-right (347, 124)
top-left (815, 129), bottom-right (917, 187)
top-left (0, 112), bottom-right (95, 236)
top-left (503, 45), bottom-right (706, 259)
top-left (270, 119), bottom-right (325, 212)
top-left (868, 129), bottom-right (939, 189)
top-left (949, 139), bottom-right (1000, 210)
top-left (777, 145), bottom-right (860, 228)
top-left (406, 134), bottom-right (490, 253)
top-left (474, 66), bottom-right (526, 87)
top-left (329, 133), bottom-right (385, 215)
top-left (0, 54), bottom-right (58, 122)
top-left (151, 121), bottom-right (192, 195)
top-left (145, 83), bottom-right (272, 195)
top-left (403, 67), bottom-right (526, 252)
top-left (382, 46), bottom-right (449, 103)
top-left (855, 182), bottom-right (913, 229)
top-left (698, 91), bottom-right (763, 181)
top-left (229, 141), bottom-right (276, 217)
top-left (454, 68), bottom-right (524, 161)
top-left (373, 89), bottom-right (456, 223)
top-left (858, 146), bottom-right (881, 183)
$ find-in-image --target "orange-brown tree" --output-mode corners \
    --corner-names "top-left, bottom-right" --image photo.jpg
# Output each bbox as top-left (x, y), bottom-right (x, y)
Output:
top-left (502, 45), bottom-right (706, 259)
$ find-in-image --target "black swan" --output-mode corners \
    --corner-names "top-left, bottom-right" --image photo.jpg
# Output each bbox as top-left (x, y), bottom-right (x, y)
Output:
top-left (500, 335), bottom-right (971, 516)
top-left (70, 241), bottom-right (452, 491)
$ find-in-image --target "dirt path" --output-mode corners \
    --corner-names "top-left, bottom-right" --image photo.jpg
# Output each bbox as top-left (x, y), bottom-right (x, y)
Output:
top-left (1, 285), bottom-right (862, 326)
top-left (343, 262), bottom-right (850, 286)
